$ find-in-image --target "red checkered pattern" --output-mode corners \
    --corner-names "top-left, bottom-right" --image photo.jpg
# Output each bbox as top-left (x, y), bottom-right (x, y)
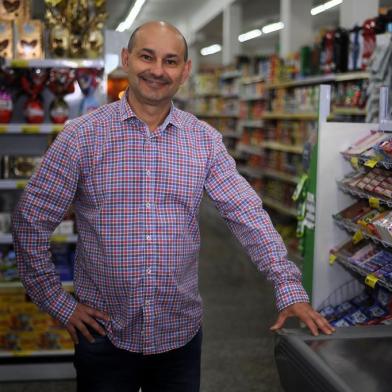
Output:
top-left (12, 93), bottom-right (309, 354)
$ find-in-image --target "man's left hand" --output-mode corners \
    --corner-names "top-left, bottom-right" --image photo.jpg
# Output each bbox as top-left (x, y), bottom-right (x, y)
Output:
top-left (270, 302), bottom-right (335, 336)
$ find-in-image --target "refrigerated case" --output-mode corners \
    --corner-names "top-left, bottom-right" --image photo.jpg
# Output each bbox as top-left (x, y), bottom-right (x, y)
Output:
top-left (275, 325), bottom-right (392, 392)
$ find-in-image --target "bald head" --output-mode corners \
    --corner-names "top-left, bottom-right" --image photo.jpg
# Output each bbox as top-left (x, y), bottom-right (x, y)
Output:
top-left (127, 21), bottom-right (188, 62)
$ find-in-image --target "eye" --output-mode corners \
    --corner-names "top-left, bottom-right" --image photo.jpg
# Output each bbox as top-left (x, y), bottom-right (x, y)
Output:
top-left (165, 59), bottom-right (178, 66)
top-left (141, 54), bottom-right (153, 61)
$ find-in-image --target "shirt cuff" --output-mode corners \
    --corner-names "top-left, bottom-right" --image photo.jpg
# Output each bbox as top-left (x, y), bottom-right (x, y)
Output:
top-left (275, 281), bottom-right (310, 312)
top-left (46, 289), bottom-right (78, 326)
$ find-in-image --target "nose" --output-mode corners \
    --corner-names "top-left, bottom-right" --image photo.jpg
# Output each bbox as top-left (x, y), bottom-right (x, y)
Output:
top-left (150, 60), bottom-right (164, 77)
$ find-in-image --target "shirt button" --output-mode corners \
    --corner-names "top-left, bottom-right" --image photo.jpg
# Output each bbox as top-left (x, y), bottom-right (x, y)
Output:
top-left (146, 235), bottom-right (151, 241)
top-left (146, 300), bottom-right (151, 305)
top-left (146, 267), bottom-right (152, 274)
top-left (146, 170), bottom-right (151, 176)
top-left (146, 202), bottom-right (151, 208)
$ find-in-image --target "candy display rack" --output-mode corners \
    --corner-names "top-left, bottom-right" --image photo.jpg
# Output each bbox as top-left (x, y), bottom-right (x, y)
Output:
top-left (0, 57), bottom-right (107, 381)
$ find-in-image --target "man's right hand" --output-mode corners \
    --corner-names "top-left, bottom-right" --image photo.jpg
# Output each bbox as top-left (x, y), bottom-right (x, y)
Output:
top-left (65, 303), bottom-right (110, 344)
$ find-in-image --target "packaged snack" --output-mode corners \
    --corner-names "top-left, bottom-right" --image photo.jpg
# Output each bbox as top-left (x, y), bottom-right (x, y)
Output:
top-left (331, 318), bottom-right (352, 328)
top-left (345, 309), bottom-right (369, 325)
top-left (365, 304), bottom-right (388, 319)
top-left (335, 301), bottom-right (355, 318)
top-left (351, 291), bottom-right (372, 307)
top-left (319, 305), bottom-right (336, 321)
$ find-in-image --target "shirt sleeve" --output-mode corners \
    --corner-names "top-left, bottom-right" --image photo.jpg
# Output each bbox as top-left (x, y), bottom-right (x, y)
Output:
top-left (204, 130), bottom-right (309, 311)
top-left (11, 123), bottom-right (80, 325)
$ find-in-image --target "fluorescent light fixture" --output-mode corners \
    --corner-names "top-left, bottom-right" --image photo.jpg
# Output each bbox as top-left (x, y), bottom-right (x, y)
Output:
top-left (200, 44), bottom-right (222, 56)
top-left (311, 0), bottom-right (342, 16)
top-left (238, 29), bottom-right (262, 42)
top-left (116, 0), bottom-right (146, 32)
top-left (262, 21), bottom-right (284, 34)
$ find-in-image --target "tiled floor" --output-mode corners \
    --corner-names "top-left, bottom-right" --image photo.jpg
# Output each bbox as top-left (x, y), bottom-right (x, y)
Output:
top-left (2, 196), bottom-right (288, 391)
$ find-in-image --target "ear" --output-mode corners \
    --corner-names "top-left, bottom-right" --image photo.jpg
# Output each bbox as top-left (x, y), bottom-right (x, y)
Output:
top-left (121, 48), bottom-right (130, 70)
top-left (180, 59), bottom-right (192, 85)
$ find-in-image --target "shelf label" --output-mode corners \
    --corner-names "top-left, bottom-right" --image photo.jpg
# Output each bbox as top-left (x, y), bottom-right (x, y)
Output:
top-left (51, 235), bottom-right (68, 243)
top-left (0, 125), bottom-right (7, 134)
top-left (369, 197), bottom-right (380, 209)
top-left (329, 254), bottom-right (336, 265)
top-left (352, 230), bottom-right (364, 244)
top-left (16, 180), bottom-right (28, 189)
top-left (364, 158), bottom-right (378, 168)
top-left (21, 125), bottom-right (40, 134)
top-left (12, 350), bottom-right (34, 357)
top-left (51, 125), bottom-right (63, 133)
top-left (10, 59), bottom-right (29, 68)
top-left (350, 157), bottom-right (359, 169)
top-left (365, 274), bottom-right (379, 288)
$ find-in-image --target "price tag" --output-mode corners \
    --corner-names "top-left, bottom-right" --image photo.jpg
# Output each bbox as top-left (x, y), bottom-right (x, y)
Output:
top-left (51, 235), bottom-right (67, 243)
top-left (364, 158), bottom-right (378, 168)
top-left (329, 254), bottom-right (336, 265)
top-left (16, 180), bottom-right (28, 189)
top-left (10, 59), bottom-right (29, 68)
top-left (350, 157), bottom-right (359, 169)
top-left (352, 230), bottom-right (364, 244)
top-left (365, 274), bottom-right (379, 288)
top-left (0, 125), bottom-right (7, 133)
top-left (21, 125), bottom-right (40, 134)
top-left (369, 197), bottom-right (380, 209)
top-left (51, 125), bottom-right (63, 134)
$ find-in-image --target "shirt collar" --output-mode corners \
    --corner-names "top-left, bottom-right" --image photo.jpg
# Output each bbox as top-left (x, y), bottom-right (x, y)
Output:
top-left (119, 89), bottom-right (183, 131)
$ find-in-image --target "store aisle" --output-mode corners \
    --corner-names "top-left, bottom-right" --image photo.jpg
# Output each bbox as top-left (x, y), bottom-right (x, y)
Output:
top-left (2, 196), bottom-right (284, 392)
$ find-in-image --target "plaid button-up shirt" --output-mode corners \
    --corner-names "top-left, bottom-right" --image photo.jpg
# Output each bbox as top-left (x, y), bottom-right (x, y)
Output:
top-left (12, 93), bottom-right (309, 354)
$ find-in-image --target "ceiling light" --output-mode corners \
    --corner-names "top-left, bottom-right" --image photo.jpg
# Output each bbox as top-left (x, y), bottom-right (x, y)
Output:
top-left (116, 0), bottom-right (146, 32)
top-left (262, 21), bottom-right (284, 34)
top-left (311, 0), bottom-right (342, 16)
top-left (200, 44), bottom-right (222, 56)
top-left (238, 29), bottom-right (262, 43)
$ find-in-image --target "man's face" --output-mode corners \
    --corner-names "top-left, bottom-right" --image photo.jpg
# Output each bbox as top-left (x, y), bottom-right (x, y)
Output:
top-left (121, 25), bottom-right (191, 106)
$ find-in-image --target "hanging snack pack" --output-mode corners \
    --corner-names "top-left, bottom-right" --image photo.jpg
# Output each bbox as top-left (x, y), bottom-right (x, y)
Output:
top-left (0, 0), bottom-right (27, 21)
top-left (0, 20), bottom-right (13, 59)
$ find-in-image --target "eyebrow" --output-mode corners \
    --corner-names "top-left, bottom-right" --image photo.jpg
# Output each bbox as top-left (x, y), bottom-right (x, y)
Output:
top-left (139, 48), bottom-right (180, 59)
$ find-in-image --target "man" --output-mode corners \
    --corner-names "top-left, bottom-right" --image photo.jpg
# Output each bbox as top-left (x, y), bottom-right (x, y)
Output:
top-left (12, 21), bottom-right (334, 392)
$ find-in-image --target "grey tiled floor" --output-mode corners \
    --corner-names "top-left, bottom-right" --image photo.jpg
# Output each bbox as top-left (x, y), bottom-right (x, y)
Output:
top-left (1, 196), bottom-right (287, 391)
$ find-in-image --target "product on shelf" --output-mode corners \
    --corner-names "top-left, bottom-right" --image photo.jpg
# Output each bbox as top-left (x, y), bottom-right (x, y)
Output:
top-left (45, 0), bottom-right (107, 59)
top-left (0, 59), bottom-right (15, 123)
top-left (15, 20), bottom-right (43, 60)
top-left (47, 68), bottom-right (75, 124)
top-left (0, 212), bottom-right (11, 234)
top-left (318, 286), bottom-right (392, 328)
top-left (0, 156), bottom-right (42, 179)
top-left (0, 20), bottom-right (13, 59)
top-left (341, 130), bottom-right (387, 158)
top-left (76, 68), bottom-right (102, 115)
top-left (0, 0), bottom-right (27, 21)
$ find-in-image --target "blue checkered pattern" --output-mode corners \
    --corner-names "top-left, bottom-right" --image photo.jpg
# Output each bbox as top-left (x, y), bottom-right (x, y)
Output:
top-left (12, 93), bottom-right (309, 354)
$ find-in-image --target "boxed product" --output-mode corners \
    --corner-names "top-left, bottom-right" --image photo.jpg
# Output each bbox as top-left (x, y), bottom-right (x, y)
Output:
top-left (341, 131), bottom-right (387, 158)
top-left (0, 0), bottom-right (27, 21)
top-left (0, 20), bottom-right (13, 59)
top-left (1, 156), bottom-right (42, 179)
top-left (15, 19), bottom-right (43, 59)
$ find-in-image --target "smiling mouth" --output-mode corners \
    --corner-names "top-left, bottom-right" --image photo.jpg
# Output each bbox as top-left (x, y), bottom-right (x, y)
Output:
top-left (140, 76), bottom-right (169, 87)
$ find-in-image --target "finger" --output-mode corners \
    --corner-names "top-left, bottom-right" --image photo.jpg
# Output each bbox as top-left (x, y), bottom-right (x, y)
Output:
top-left (66, 324), bottom-right (79, 345)
top-left (313, 314), bottom-right (335, 335)
top-left (77, 322), bottom-right (95, 343)
top-left (270, 312), bottom-right (287, 331)
top-left (83, 315), bottom-right (106, 336)
top-left (301, 315), bottom-right (319, 336)
top-left (85, 306), bottom-right (110, 322)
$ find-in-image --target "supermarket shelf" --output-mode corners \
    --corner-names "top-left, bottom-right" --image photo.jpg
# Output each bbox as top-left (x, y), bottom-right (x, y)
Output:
top-left (335, 253), bottom-right (392, 292)
top-left (262, 141), bottom-right (304, 154)
top-left (333, 216), bottom-right (392, 249)
top-left (332, 108), bottom-right (367, 116)
top-left (337, 180), bottom-right (392, 208)
top-left (221, 131), bottom-right (242, 139)
top-left (236, 143), bottom-right (264, 157)
top-left (0, 349), bottom-right (74, 358)
top-left (228, 149), bottom-right (243, 160)
top-left (265, 72), bottom-right (369, 89)
top-left (241, 75), bottom-right (265, 85)
top-left (0, 180), bottom-right (28, 190)
top-left (194, 112), bottom-right (239, 118)
top-left (0, 281), bottom-right (74, 289)
top-left (238, 165), bottom-right (299, 184)
top-left (240, 94), bottom-right (267, 101)
top-left (0, 123), bottom-right (64, 134)
top-left (221, 93), bottom-right (240, 98)
top-left (220, 70), bottom-right (242, 79)
top-left (240, 119), bottom-right (264, 128)
top-left (262, 112), bottom-right (318, 121)
top-left (193, 93), bottom-right (221, 98)
top-left (0, 234), bottom-right (78, 244)
top-left (5, 58), bottom-right (104, 68)
top-left (261, 195), bottom-right (297, 218)
top-left (342, 154), bottom-right (392, 170)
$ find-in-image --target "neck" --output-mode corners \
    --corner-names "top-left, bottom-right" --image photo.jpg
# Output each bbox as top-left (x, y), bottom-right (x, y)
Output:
top-left (127, 91), bottom-right (171, 132)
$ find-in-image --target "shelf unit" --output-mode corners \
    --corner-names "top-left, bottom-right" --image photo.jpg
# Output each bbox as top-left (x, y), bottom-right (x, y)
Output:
top-left (0, 57), bottom-right (107, 380)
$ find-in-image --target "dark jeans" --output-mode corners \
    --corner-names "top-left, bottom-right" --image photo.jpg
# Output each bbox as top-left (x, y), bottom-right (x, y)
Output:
top-left (73, 326), bottom-right (202, 392)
